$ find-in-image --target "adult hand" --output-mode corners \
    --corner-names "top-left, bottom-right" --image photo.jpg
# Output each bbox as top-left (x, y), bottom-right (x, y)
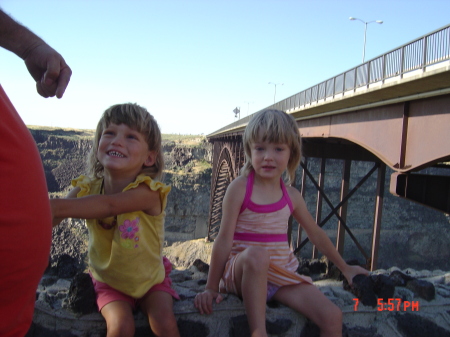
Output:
top-left (194, 288), bottom-right (224, 315)
top-left (23, 42), bottom-right (72, 99)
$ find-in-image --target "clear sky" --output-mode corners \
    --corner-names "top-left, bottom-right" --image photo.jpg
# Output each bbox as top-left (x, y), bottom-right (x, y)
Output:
top-left (1, 0), bottom-right (449, 135)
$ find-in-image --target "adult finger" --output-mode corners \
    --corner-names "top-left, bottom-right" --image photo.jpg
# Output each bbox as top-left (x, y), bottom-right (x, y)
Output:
top-left (42, 56), bottom-right (60, 88)
top-left (55, 63), bottom-right (72, 99)
top-left (36, 81), bottom-right (56, 98)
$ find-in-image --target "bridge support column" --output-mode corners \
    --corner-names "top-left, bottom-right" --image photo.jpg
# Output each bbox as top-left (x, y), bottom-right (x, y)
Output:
top-left (312, 159), bottom-right (326, 258)
top-left (336, 160), bottom-right (351, 256)
top-left (295, 158), bottom-right (308, 249)
top-left (371, 163), bottom-right (386, 271)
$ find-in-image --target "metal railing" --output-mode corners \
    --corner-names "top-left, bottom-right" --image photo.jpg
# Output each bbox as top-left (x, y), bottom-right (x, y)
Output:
top-left (209, 24), bottom-right (450, 137)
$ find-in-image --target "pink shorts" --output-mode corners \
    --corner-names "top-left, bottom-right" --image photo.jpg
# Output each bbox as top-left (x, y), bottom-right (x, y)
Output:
top-left (91, 257), bottom-right (180, 311)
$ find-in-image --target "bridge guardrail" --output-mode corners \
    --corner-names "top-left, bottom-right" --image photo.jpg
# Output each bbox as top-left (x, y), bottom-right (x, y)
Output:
top-left (210, 24), bottom-right (450, 137)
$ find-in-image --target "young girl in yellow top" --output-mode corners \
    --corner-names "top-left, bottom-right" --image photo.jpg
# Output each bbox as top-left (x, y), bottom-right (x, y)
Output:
top-left (194, 109), bottom-right (368, 337)
top-left (51, 103), bottom-right (180, 337)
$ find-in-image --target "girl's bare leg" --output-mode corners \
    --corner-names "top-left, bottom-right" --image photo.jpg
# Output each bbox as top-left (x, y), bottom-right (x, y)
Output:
top-left (273, 283), bottom-right (343, 337)
top-left (101, 300), bottom-right (135, 337)
top-left (140, 291), bottom-right (180, 337)
top-left (233, 246), bottom-right (271, 337)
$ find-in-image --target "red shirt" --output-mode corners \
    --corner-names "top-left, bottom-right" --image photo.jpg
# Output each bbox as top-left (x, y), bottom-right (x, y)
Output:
top-left (0, 85), bottom-right (52, 336)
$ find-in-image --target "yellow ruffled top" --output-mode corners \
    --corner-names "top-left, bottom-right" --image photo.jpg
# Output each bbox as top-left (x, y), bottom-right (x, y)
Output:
top-left (72, 174), bottom-right (171, 298)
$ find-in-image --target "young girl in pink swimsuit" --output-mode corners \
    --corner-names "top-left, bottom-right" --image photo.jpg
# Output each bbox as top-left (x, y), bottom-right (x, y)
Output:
top-left (195, 109), bottom-right (368, 337)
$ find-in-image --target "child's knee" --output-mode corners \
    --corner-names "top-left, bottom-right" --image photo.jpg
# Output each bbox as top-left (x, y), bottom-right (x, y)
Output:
top-left (151, 306), bottom-right (175, 323)
top-left (149, 310), bottom-right (178, 335)
top-left (106, 319), bottom-right (135, 337)
top-left (242, 246), bottom-right (270, 269)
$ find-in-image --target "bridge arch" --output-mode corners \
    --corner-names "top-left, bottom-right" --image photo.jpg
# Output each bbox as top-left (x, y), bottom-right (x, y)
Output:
top-left (207, 140), bottom-right (243, 240)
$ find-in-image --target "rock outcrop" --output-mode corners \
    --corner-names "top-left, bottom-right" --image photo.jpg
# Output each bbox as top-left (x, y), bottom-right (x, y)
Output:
top-left (27, 239), bottom-right (450, 337)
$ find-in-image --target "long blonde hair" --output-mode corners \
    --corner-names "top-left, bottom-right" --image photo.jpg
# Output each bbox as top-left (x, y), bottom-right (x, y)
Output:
top-left (241, 109), bottom-right (301, 185)
top-left (87, 103), bottom-right (164, 180)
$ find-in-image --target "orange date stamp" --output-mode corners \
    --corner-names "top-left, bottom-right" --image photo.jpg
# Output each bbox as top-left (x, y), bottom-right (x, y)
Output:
top-left (353, 298), bottom-right (420, 311)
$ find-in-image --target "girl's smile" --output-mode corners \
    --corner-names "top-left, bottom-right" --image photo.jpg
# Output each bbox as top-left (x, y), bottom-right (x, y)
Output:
top-left (107, 150), bottom-right (125, 158)
top-left (97, 123), bottom-right (155, 177)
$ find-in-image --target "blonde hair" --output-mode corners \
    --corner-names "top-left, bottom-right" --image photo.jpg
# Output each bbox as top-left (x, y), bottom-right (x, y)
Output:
top-left (87, 103), bottom-right (164, 180)
top-left (241, 109), bottom-right (301, 185)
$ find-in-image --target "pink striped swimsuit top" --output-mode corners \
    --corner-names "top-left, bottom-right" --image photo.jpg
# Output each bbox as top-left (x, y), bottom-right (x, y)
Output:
top-left (233, 170), bottom-right (293, 243)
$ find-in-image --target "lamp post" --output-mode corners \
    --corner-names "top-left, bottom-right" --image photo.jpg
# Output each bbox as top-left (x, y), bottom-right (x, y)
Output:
top-left (349, 17), bottom-right (383, 63)
top-left (268, 82), bottom-right (283, 103)
top-left (243, 101), bottom-right (254, 116)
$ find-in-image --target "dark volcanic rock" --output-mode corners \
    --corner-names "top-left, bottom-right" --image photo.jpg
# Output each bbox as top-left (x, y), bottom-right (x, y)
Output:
top-left (406, 278), bottom-right (436, 301)
top-left (25, 324), bottom-right (76, 337)
top-left (389, 270), bottom-right (415, 287)
top-left (300, 321), bottom-right (348, 337)
top-left (193, 259), bottom-right (209, 273)
top-left (178, 319), bottom-right (209, 337)
top-left (347, 326), bottom-right (382, 337)
top-left (229, 315), bottom-right (293, 337)
top-left (266, 318), bottom-right (292, 335)
top-left (66, 272), bottom-right (97, 315)
top-left (56, 254), bottom-right (78, 279)
top-left (50, 218), bottom-right (88, 270)
top-left (308, 258), bottom-right (327, 274)
top-left (372, 274), bottom-right (395, 301)
top-left (395, 312), bottom-right (450, 337)
top-left (344, 274), bottom-right (377, 307)
top-left (229, 315), bottom-right (251, 337)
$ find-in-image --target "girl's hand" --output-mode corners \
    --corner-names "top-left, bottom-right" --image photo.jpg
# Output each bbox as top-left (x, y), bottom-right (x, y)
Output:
top-left (194, 289), bottom-right (223, 315)
top-left (342, 265), bottom-right (369, 286)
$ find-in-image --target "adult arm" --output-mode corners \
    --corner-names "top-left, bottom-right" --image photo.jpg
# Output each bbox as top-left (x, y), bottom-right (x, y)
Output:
top-left (0, 9), bottom-right (71, 98)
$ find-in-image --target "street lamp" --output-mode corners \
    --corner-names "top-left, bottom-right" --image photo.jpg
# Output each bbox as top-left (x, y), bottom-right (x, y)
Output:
top-left (243, 101), bottom-right (254, 116)
top-left (349, 17), bottom-right (383, 63)
top-left (268, 82), bottom-right (283, 103)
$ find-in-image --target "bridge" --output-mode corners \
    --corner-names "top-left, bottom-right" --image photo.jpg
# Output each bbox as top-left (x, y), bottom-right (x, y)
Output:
top-left (206, 24), bottom-right (450, 271)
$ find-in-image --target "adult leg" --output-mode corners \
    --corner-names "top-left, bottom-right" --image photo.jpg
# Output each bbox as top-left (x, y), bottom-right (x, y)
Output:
top-left (233, 246), bottom-right (271, 337)
top-left (101, 301), bottom-right (135, 337)
top-left (273, 283), bottom-right (343, 337)
top-left (140, 291), bottom-right (180, 337)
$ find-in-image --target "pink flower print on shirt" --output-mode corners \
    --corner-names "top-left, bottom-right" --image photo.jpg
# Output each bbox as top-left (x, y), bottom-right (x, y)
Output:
top-left (119, 217), bottom-right (140, 239)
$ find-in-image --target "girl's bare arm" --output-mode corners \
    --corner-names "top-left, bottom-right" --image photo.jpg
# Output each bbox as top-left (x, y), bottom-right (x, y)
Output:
top-left (51, 187), bottom-right (79, 227)
top-left (289, 187), bottom-right (368, 283)
top-left (50, 183), bottom-right (161, 224)
top-left (195, 177), bottom-right (246, 314)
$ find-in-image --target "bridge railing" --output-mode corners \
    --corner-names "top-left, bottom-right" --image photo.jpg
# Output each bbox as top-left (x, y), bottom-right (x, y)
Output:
top-left (209, 24), bottom-right (450, 137)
